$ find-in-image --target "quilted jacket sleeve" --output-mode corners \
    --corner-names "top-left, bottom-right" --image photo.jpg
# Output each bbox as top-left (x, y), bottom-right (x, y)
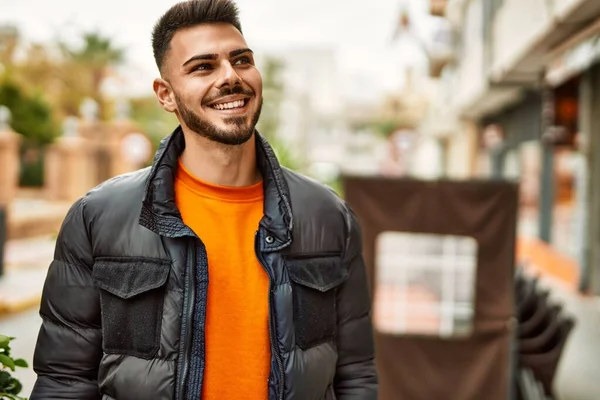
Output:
top-left (30, 197), bottom-right (103, 400)
top-left (334, 205), bottom-right (378, 398)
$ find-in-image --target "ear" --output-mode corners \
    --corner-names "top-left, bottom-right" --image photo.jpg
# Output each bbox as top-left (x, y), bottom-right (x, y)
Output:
top-left (153, 78), bottom-right (177, 113)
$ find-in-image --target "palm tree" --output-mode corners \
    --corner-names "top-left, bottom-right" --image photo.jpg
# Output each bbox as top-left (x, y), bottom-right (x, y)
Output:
top-left (60, 32), bottom-right (125, 119)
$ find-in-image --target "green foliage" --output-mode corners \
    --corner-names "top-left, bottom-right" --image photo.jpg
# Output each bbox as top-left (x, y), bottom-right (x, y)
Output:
top-left (324, 176), bottom-right (344, 198)
top-left (353, 117), bottom-right (414, 139)
top-left (256, 57), bottom-right (285, 143)
top-left (268, 137), bottom-right (303, 171)
top-left (0, 335), bottom-right (28, 400)
top-left (58, 31), bottom-right (125, 120)
top-left (255, 55), bottom-right (308, 173)
top-left (0, 80), bottom-right (58, 145)
top-left (19, 145), bottom-right (45, 187)
top-left (0, 79), bottom-right (55, 186)
top-left (371, 119), bottom-right (399, 137)
top-left (2, 29), bottom-right (125, 126)
top-left (60, 32), bottom-right (124, 66)
top-left (128, 96), bottom-right (179, 158)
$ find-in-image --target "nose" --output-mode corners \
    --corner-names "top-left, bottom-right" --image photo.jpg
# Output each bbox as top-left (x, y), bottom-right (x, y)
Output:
top-left (216, 60), bottom-right (242, 88)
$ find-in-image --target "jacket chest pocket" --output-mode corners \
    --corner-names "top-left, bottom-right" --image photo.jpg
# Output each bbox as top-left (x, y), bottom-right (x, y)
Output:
top-left (285, 254), bottom-right (348, 350)
top-left (92, 257), bottom-right (171, 359)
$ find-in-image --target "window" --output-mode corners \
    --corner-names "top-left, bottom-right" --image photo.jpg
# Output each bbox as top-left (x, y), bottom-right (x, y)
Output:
top-left (373, 232), bottom-right (478, 338)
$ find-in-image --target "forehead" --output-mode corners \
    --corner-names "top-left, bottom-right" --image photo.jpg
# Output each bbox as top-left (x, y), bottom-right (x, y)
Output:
top-left (168, 23), bottom-right (248, 64)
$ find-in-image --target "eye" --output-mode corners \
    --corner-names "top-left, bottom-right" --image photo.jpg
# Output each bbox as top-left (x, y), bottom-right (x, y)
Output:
top-left (233, 56), bottom-right (251, 66)
top-left (194, 63), bottom-right (213, 72)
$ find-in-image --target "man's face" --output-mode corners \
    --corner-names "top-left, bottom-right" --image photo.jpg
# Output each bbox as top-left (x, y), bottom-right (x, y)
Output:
top-left (155, 23), bottom-right (263, 145)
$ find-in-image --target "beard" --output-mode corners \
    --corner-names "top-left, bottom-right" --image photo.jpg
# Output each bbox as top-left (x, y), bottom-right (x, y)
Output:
top-left (174, 88), bottom-right (262, 146)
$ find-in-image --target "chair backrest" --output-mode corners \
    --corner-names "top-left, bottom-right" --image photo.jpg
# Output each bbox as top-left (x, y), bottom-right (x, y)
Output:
top-left (343, 176), bottom-right (519, 400)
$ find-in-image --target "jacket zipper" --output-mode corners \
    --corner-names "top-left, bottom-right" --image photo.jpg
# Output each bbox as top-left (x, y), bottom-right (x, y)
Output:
top-left (176, 240), bottom-right (196, 400)
top-left (255, 231), bottom-right (284, 400)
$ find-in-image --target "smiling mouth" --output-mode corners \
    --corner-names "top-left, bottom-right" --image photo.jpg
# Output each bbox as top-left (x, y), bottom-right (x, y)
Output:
top-left (209, 98), bottom-right (249, 111)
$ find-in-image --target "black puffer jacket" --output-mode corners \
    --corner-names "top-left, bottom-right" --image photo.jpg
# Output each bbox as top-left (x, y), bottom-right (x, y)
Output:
top-left (31, 128), bottom-right (377, 400)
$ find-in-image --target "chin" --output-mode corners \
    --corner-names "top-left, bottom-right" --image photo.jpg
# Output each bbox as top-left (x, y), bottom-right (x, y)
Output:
top-left (212, 125), bottom-right (255, 146)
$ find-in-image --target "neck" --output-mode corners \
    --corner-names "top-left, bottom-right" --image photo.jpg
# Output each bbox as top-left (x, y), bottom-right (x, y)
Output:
top-left (179, 129), bottom-right (260, 187)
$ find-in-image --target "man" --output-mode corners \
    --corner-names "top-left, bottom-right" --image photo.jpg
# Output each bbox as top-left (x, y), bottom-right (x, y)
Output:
top-left (31, 0), bottom-right (377, 398)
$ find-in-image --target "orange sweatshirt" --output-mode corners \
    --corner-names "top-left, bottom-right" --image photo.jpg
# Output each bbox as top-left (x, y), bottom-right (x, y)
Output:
top-left (175, 161), bottom-right (271, 399)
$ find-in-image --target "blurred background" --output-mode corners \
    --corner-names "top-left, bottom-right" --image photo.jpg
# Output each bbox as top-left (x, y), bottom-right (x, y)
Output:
top-left (1, 0), bottom-right (600, 399)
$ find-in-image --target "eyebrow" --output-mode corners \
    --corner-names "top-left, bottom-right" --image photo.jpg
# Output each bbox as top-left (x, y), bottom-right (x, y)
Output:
top-left (182, 48), bottom-right (254, 67)
top-left (229, 48), bottom-right (253, 57)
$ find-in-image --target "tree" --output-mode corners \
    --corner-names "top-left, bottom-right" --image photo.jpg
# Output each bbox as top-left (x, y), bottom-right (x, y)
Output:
top-left (129, 96), bottom-right (179, 155)
top-left (2, 28), bottom-right (124, 122)
top-left (0, 79), bottom-right (58, 186)
top-left (58, 32), bottom-right (125, 120)
top-left (16, 42), bottom-right (90, 119)
top-left (0, 79), bottom-right (58, 144)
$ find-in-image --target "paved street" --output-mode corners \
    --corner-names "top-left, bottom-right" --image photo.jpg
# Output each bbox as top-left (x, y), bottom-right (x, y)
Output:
top-left (0, 235), bottom-right (53, 397)
top-left (4, 235), bottom-right (56, 269)
top-left (0, 236), bottom-right (55, 314)
top-left (547, 281), bottom-right (600, 400)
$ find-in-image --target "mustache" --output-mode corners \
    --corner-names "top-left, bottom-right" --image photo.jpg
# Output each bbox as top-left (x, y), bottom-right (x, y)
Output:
top-left (203, 85), bottom-right (255, 105)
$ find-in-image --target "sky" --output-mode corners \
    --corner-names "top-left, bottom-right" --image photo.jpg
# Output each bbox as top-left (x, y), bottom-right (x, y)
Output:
top-left (1, 0), bottom-right (434, 102)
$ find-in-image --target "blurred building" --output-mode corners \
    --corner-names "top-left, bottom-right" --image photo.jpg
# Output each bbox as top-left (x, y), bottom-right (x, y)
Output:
top-left (258, 46), bottom-right (395, 181)
top-left (257, 47), bottom-right (348, 172)
top-left (427, 0), bottom-right (600, 294)
top-left (379, 68), bottom-right (445, 179)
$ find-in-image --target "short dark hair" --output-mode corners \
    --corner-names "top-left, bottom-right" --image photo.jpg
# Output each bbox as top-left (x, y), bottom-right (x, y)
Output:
top-left (152, 0), bottom-right (243, 72)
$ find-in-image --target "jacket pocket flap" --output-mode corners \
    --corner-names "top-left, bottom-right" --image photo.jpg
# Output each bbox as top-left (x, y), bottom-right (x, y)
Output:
top-left (93, 257), bottom-right (171, 299)
top-left (286, 255), bottom-right (347, 292)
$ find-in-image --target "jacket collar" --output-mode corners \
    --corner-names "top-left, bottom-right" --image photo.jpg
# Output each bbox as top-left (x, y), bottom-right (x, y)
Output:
top-left (139, 126), bottom-right (293, 252)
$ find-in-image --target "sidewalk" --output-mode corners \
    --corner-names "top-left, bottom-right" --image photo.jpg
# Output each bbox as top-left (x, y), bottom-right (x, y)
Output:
top-left (0, 236), bottom-right (55, 316)
top-left (0, 194), bottom-right (69, 315)
top-left (548, 280), bottom-right (600, 400)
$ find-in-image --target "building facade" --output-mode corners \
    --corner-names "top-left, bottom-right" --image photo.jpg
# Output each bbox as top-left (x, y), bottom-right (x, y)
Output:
top-left (428, 0), bottom-right (600, 294)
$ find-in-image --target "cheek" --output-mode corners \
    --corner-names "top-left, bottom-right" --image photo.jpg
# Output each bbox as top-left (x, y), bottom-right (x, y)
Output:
top-left (178, 81), bottom-right (211, 106)
top-left (246, 69), bottom-right (262, 96)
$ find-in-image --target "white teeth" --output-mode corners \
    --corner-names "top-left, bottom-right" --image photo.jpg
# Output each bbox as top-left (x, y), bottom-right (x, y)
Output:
top-left (212, 100), bottom-right (245, 110)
